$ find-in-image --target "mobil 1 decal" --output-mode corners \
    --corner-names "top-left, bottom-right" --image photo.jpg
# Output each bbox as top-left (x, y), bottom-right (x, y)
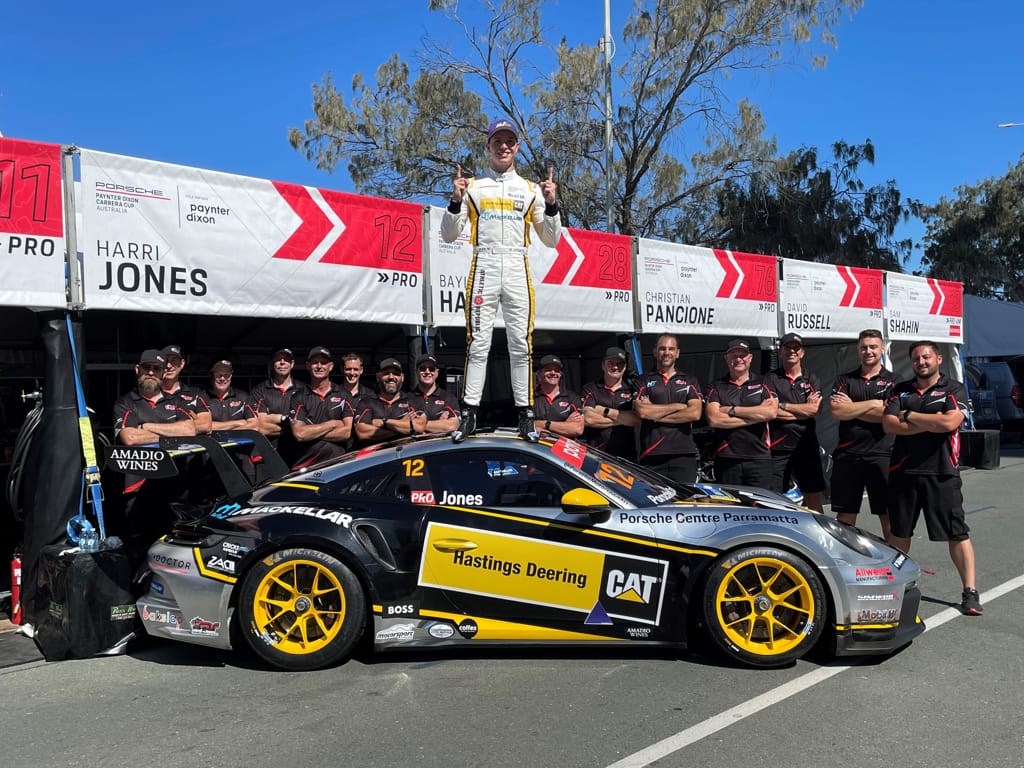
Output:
top-left (418, 522), bottom-right (668, 626)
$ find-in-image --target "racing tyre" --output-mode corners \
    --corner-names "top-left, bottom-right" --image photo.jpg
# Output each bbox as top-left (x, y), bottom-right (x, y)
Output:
top-left (238, 547), bottom-right (367, 671)
top-left (702, 546), bottom-right (825, 668)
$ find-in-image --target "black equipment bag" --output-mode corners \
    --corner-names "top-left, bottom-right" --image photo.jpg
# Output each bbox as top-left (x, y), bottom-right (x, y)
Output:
top-left (32, 544), bottom-right (136, 661)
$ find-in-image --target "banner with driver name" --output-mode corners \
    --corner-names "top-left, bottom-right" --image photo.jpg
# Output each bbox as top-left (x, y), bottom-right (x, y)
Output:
top-left (0, 138), bottom-right (67, 308)
top-left (427, 206), bottom-right (634, 331)
top-left (78, 150), bottom-right (424, 323)
top-left (780, 260), bottom-right (885, 340)
top-left (885, 273), bottom-right (963, 342)
top-left (636, 240), bottom-right (778, 336)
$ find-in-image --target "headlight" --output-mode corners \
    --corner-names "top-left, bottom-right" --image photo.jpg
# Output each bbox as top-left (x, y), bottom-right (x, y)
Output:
top-left (813, 513), bottom-right (874, 557)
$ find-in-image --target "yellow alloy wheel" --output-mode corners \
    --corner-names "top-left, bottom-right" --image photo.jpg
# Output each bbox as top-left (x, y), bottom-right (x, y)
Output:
top-left (251, 558), bottom-right (346, 654)
top-left (239, 548), bottom-right (366, 671)
top-left (703, 547), bottom-right (825, 667)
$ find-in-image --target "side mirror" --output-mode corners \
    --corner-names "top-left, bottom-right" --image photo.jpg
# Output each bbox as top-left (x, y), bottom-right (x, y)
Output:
top-left (561, 487), bottom-right (612, 517)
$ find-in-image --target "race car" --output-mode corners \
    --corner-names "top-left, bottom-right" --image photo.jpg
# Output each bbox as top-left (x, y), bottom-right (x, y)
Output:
top-left (134, 430), bottom-right (924, 671)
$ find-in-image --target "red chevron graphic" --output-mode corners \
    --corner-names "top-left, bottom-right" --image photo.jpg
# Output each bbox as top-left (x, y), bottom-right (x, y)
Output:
top-left (542, 229), bottom-right (631, 289)
top-left (714, 249), bottom-right (776, 301)
top-left (271, 184), bottom-right (421, 271)
top-left (271, 182), bottom-right (332, 261)
top-left (927, 278), bottom-right (963, 316)
top-left (838, 266), bottom-right (883, 309)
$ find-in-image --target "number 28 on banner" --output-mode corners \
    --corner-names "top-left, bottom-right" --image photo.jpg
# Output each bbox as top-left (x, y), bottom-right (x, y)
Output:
top-left (0, 139), bottom-right (64, 258)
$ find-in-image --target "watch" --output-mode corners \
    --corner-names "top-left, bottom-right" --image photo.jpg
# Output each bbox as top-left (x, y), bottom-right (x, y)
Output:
top-left (603, 406), bottom-right (611, 417)
top-left (544, 420), bottom-right (552, 430)
top-left (381, 417), bottom-right (389, 429)
top-left (779, 401), bottom-right (788, 411)
top-left (728, 405), bottom-right (736, 417)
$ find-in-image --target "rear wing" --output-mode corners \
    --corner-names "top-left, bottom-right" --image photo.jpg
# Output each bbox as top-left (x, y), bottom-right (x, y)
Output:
top-left (101, 430), bottom-right (290, 499)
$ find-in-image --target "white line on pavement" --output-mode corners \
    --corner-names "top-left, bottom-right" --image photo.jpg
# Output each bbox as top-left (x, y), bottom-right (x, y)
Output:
top-left (603, 574), bottom-right (1024, 768)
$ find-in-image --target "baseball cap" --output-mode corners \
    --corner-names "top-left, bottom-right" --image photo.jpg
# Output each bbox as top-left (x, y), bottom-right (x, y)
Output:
top-left (726, 339), bottom-right (751, 353)
top-left (603, 346), bottom-right (627, 362)
top-left (378, 357), bottom-right (403, 373)
top-left (271, 348), bottom-right (294, 361)
top-left (779, 333), bottom-right (804, 348)
top-left (415, 354), bottom-right (439, 369)
top-left (539, 354), bottom-right (564, 369)
top-left (487, 118), bottom-right (519, 142)
top-left (160, 344), bottom-right (183, 360)
top-left (209, 359), bottom-right (233, 373)
top-left (307, 345), bottom-right (333, 361)
top-left (138, 349), bottom-right (166, 366)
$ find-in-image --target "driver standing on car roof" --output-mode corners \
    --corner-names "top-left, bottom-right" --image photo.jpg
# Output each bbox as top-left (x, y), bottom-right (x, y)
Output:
top-left (440, 118), bottom-right (562, 443)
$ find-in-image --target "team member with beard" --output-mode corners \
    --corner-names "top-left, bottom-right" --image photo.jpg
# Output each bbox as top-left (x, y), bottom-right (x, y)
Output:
top-left (883, 340), bottom-right (981, 616)
top-left (354, 358), bottom-right (427, 446)
top-left (112, 349), bottom-right (197, 564)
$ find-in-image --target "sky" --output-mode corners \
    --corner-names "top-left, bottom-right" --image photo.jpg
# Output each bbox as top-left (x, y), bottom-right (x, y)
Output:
top-left (3, 1), bottom-right (1022, 273)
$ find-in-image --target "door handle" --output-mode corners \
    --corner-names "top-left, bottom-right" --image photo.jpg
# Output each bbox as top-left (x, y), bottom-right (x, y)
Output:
top-left (432, 538), bottom-right (479, 553)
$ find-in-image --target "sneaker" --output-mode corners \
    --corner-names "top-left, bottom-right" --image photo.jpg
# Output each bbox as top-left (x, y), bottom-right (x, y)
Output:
top-left (518, 407), bottom-right (540, 443)
top-left (451, 406), bottom-right (477, 443)
top-left (960, 588), bottom-right (983, 616)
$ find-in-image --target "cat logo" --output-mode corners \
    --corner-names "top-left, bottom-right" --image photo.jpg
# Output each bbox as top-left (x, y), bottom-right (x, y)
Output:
top-left (600, 554), bottom-right (668, 625)
top-left (605, 569), bottom-right (658, 604)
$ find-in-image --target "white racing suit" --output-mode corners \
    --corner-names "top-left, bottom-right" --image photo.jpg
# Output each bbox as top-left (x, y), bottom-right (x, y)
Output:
top-left (440, 167), bottom-right (562, 408)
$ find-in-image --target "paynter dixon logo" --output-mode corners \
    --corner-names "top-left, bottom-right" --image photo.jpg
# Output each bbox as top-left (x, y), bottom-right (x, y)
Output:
top-left (419, 522), bottom-right (668, 626)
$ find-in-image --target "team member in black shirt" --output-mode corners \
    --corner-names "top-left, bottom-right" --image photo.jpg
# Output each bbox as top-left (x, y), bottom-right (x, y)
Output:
top-left (160, 344), bottom-right (212, 433)
top-left (882, 340), bottom-right (981, 616)
top-left (827, 329), bottom-right (896, 539)
top-left (203, 359), bottom-right (260, 432)
top-left (287, 346), bottom-right (354, 468)
top-left (705, 339), bottom-right (777, 488)
top-left (354, 358), bottom-right (426, 445)
top-left (633, 335), bottom-right (703, 485)
top-left (532, 355), bottom-right (584, 440)
top-left (406, 354), bottom-right (460, 434)
top-left (763, 333), bottom-right (825, 511)
top-left (582, 346), bottom-right (639, 461)
top-left (251, 348), bottom-right (309, 439)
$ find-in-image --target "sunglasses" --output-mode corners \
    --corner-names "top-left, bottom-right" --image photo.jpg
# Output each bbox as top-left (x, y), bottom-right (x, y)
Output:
top-left (418, 366), bottom-right (438, 372)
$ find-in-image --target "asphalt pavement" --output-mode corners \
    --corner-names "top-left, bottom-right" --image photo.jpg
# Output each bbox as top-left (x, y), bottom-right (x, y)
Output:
top-left (1, 444), bottom-right (1023, 768)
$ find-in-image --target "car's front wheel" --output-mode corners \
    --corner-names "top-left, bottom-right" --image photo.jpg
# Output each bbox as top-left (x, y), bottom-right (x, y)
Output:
top-left (238, 547), bottom-right (366, 671)
top-left (702, 546), bottom-right (825, 668)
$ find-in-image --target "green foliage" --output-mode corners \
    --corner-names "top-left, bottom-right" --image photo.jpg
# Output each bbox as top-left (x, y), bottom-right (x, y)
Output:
top-left (919, 155), bottom-right (1024, 300)
top-left (290, 0), bottom-right (863, 235)
top-left (709, 140), bottom-right (918, 269)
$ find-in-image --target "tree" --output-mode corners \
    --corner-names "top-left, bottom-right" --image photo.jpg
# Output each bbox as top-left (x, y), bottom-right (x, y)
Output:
top-left (919, 155), bottom-right (1024, 300)
top-left (289, 0), bottom-right (863, 238)
top-left (708, 140), bottom-right (918, 269)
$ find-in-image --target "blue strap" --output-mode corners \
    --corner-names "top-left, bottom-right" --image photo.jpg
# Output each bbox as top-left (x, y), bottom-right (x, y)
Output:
top-left (65, 314), bottom-right (106, 538)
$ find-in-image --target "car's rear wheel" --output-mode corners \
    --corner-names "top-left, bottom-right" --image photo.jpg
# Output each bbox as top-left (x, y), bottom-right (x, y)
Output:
top-left (238, 547), bottom-right (366, 671)
top-left (702, 546), bottom-right (825, 668)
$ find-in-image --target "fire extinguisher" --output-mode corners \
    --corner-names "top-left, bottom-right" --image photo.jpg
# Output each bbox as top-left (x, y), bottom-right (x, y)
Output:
top-left (10, 550), bottom-right (22, 626)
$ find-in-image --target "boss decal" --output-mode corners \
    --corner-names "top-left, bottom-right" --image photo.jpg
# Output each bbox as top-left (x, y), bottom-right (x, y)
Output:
top-left (382, 602), bottom-right (417, 618)
top-left (418, 522), bottom-right (669, 625)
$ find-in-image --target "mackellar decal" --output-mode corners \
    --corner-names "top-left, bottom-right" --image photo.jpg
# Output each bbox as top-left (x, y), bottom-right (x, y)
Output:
top-left (418, 522), bottom-right (668, 625)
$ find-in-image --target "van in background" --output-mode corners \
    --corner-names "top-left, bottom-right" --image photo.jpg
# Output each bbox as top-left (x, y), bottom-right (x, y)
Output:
top-left (968, 360), bottom-right (1024, 433)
